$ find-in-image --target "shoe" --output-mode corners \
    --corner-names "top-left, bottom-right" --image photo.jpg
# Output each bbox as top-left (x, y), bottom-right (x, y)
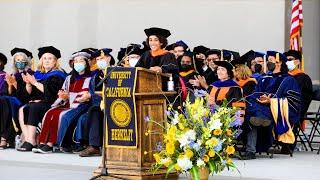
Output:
top-left (79, 146), bottom-right (101, 157)
top-left (250, 117), bottom-right (271, 127)
top-left (38, 145), bottom-right (53, 154)
top-left (17, 142), bottom-right (36, 152)
top-left (240, 151), bottom-right (256, 160)
top-left (0, 139), bottom-right (7, 150)
top-left (60, 147), bottom-right (73, 153)
top-left (32, 144), bottom-right (46, 153)
top-left (73, 145), bottom-right (86, 154)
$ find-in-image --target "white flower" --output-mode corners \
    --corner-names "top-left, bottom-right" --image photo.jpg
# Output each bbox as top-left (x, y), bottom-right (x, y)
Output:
top-left (160, 157), bottom-right (171, 164)
top-left (208, 118), bottom-right (222, 131)
top-left (177, 157), bottom-right (193, 171)
top-left (196, 159), bottom-right (205, 167)
top-left (171, 113), bottom-right (179, 125)
top-left (192, 142), bottom-right (201, 152)
top-left (178, 130), bottom-right (196, 148)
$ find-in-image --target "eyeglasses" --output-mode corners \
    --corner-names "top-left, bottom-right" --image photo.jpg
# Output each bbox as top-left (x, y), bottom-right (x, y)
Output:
top-left (287, 58), bottom-right (296, 61)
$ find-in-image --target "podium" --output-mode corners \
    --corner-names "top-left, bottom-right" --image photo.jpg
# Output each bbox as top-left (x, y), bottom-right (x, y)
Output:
top-left (94, 67), bottom-right (178, 179)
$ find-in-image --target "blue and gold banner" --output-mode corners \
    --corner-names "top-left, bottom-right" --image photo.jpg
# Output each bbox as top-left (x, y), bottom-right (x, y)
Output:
top-left (104, 67), bottom-right (137, 148)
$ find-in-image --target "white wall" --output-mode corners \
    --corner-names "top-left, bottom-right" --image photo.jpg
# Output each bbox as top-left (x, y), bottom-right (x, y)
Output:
top-left (0, 0), bottom-right (289, 74)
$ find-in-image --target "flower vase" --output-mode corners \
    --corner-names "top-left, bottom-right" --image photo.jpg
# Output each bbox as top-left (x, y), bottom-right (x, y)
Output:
top-left (190, 167), bottom-right (209, 180)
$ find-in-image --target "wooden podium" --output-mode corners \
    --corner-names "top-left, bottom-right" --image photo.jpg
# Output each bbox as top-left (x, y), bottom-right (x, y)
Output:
top-left (94, 67), bottom-right (178, 179)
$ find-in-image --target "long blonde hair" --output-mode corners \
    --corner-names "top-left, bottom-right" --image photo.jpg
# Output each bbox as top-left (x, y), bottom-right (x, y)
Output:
top-left (37, 55), bottom-right (61, 73)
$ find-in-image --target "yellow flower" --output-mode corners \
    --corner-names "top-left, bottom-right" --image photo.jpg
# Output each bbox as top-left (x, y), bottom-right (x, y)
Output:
top-left (213, 129), bottom-right (222, 136)
top-left (206, 137), bottom-right (218, 147)
top-left (174, 164), bottom-right (181, 171)
top-left (178, 123), bottom-right (185, 130)
top-left (144, 151), bottom-right (148, 155)
top-left (208, 149), bottom-right (215, 157)
top-left (145, 131), bottom-right (149, 136)
top-left (165, 126), bottom-right (177, 142)
top-left (185, 149), bottom-right (194, 158)
top-left (153, 153), bottom-right (161, 163)
top-left (226, 146), bottom-right (235, 155)
top-left (226, 129), bottom-right (233, 136)
top-left (166, 142), bottom-right (175, 155)
top-left (203, 155), bottom-right (210, 162)
top-left (226, 158), bottom-right (233, 165)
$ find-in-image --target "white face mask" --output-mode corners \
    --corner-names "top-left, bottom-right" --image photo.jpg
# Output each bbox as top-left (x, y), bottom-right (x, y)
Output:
top-left (129, 58), bottom-right (139, 67)
top-left (97, 60), bottom-right (109, 69)
top-left (286, 61), bottom-right (296, 71)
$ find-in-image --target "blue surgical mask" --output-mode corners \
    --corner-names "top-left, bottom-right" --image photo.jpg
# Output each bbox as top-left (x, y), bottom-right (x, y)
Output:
top-left (15, 61), bottom-right (27, 70)
top-left (73, 63), bottom-right (86, 73)
top-left (97, 60), bottom-right (109, 69)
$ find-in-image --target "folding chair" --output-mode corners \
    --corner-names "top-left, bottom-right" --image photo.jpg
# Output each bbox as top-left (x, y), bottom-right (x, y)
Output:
top-left (304, 85), bottom-right (320, 154)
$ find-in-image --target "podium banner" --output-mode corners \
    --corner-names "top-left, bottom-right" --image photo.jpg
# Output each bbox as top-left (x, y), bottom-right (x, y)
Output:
top-left (104, 67), bottom-right (137, 148)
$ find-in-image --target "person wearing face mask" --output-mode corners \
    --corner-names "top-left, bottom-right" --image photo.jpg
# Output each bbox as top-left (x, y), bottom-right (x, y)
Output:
top-left (284, 50), bottom-right (313, 151)
top-left (190, 49), bottom-right (221, 87)
top-left (193, 45), bottom-right (210, 76)
top-left (73, 48), bottom-right (113, 156)
top-left (30, 52), bottom-right (92, 154)
top-left (0, 48), bottom-right (34, 149)
top-left (178, 51), bottom-right (198, 102)
top-left (17, 46), bottom-right (67, 152)
top-left (242, 51), bottom-right (301, 159)
top-left (119, 44), bottom-right (143, 67)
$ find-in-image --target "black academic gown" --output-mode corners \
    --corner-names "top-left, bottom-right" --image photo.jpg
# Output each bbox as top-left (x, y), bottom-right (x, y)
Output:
top-left (24, 70), bottom-right (66, 127)
top-left (290, 71), bottom-right (313, 119)
top-left (136, 50), bottom-right (180, 107)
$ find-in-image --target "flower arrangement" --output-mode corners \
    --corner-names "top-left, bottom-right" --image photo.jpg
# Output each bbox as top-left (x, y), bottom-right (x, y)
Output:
top-left (148, 94), bottom-right (242, 179)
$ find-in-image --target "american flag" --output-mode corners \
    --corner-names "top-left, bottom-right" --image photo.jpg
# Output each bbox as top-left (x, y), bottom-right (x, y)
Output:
top-left (289, 0), bottom-right (304, 69)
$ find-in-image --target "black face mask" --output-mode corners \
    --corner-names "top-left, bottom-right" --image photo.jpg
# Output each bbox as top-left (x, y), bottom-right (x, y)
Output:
top-left (180, 64), bottom-right (193, 72)
top-left (267, 62), bottom-right (276, 72)
top-left (254, 64), bottom-right (262, 73)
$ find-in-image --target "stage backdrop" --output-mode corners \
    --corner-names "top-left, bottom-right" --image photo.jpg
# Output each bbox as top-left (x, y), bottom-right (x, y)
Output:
top-left (0, 0), bottom-right (318, 83)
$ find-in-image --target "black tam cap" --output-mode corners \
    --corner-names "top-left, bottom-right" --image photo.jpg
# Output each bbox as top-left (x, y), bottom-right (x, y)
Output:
top-left (91, 48), bottom-right (112, 59)
top-left (11, 48), bottom-right (33, 58)
top-left (284, 50), bottom-right (302, 61)
top-left (173, 40), bottom-right (189, 50)
top-left (213, 61), bottom-right (234, 71)
top-left (144, 27), bottom-right (171, 38)
top-left (222, 49), bottom-right (240, 61)
top-left (193, 45), bottom-right (210, 55)
top-left (182, 51), bottom-right (193, 59)
top-left (126, 44), bottom-right (143, 56)
top-left (38, 46), bottom-right (61, 59)
top-left (205, 49), bottom-right (221, 58)
top-left (231, 50), bottom-right (255, 66)
top-left (0, 52), bottom-right (7, 65)
top-left (117, 48), bottom-right (126, 61)
top-left (80, 48), bottom-right (98, 56)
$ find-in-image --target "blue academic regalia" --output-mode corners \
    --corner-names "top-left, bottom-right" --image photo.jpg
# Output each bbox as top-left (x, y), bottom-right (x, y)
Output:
top-left (246, 72), bottom-right (301, 152)
top-left (74, 71), bottom-right (103, 146)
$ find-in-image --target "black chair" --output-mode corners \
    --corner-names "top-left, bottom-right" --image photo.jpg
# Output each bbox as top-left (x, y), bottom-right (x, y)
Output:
top-left (304, 85), bottom-right (320, 153)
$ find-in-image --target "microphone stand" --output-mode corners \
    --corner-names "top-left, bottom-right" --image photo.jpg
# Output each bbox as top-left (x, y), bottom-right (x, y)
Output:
top-left (90, 45), bottom-right (139, 179)
top-left (90, 70), bottom-right (128, 180)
